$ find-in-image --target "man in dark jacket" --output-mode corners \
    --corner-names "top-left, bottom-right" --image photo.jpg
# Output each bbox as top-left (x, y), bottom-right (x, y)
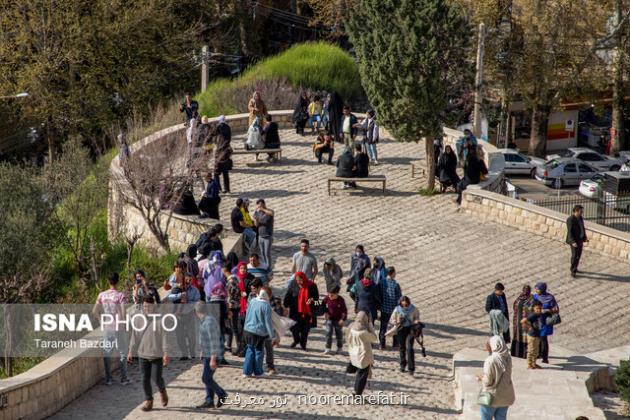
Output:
top-left (179, 93), bottom-right (199, 124)
top-left (485, 282), bottom-right (510, 343)
top-left (336, 147), bottom-right (355, 189)
top-left (566, 205), bottom-right (588, 278)
top-left (353, 144), bottom-right (369, 178)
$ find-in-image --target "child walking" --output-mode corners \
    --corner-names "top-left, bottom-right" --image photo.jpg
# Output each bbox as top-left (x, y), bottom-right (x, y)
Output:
top-left (521, 300), bottom-right (544, 369)
top-left (322, 285), bottom-right (347, 354)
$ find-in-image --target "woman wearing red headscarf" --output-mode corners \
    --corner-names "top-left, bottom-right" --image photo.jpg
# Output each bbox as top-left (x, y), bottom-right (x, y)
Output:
top-left (283, 272), bottom-right (320, 350)
top-left (234, 262), bottom-right (255, 357)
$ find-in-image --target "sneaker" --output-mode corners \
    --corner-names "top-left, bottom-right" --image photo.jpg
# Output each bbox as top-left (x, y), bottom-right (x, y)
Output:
top-left (105, 379), bottom-right (113, 386)
top-left (399, 367), bottom-right (405, 373)
top-left (254, 373), bottom-right (265, 378)
top-left (217, 394), bottom-right (228, 408)
top-left (408, 370), bottom-right (414, 376)
top-left (336, 347), bottom-right (342, 354)
top-left (196, 400), bottom-right (215, 409)
top-left (380, 344), bottom-right (386, 351)
top-left (120, 378), bottom-right (131, 386)
top-left (290, 342), bottom-right (298, 349)
top-left (342, 184), bottom-right (350, 189)
top-left (267, 368), bottom-right (276, 375)
top-left (323, 348), bottom-right (331, 355)
top-left (242, 374), bottom-right (252, 378)
top-left (374, 160), bottom-right (379, 165)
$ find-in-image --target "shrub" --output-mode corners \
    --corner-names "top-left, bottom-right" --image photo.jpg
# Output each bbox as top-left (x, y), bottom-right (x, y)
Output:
top-left (615, 359), bottom-right (630, 409)
top-left (196, 42), bottom-right (362, 117)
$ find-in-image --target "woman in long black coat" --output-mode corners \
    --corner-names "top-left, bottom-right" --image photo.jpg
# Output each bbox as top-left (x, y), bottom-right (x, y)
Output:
top-left (293, 92), bottom-right (309, 136)
top-left (437, 145), bottom-right (460, 192)
top-left (328, 91), bottom-right (344, 143)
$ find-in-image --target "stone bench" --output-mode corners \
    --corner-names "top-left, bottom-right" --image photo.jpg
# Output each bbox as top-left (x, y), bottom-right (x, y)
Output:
top-left (327, 176), bottom-right (386, 195)
top-left (232, 148), bottom-right (282, 161)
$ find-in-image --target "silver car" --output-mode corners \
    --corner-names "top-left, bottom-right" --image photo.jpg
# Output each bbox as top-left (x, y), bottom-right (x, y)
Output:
top-left (535, 158), bottom-right (599, 188)
top-left (546, 147), bottom-right (623, 172)
top-left (498, 148), bottom-right (546, 177)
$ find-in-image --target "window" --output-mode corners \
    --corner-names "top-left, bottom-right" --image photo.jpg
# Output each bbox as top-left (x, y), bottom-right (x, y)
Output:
top-left (503, 154), bottom-right (514, 162)
top-left (512, 154), bottom-right (526, 163)
top-left (579, 153), bottom-right (604, 161)
top-left (564, 164), bottom-right (577, 173)
top-left (559, 150), bottom-right (575, 158)
top-left (579, 164), bottom-right (595, 173)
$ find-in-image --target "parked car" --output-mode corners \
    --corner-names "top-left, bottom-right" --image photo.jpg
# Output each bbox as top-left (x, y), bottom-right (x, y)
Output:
top-left (579, 173), bottom-right (606, 199)
top-left (498, 148), bottom-right (546, 177)
top-left (620, 156), bottom-right (630, 172)
top-left (535, 158), bottom-right (599, 188)
top-left (546, 147), bottom-right (623, 171)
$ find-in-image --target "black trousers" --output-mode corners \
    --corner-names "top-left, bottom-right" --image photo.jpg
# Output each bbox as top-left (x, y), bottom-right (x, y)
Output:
top-left (290, 316), bottom-right (311, 349)
top-left (214, 169), bottom-right (230, 193)
top-left (235, 313), bottom-right (246, 356)
top-left (539, 335), bottom-right (550, 363)
top-left (140, 358), bottom-right (165, 401)
top-left (570, 243), bottom-right (583, 273)
top-left (354, 366), bottom-right (370, 395)
top-left (315, 146), bottom-right (334, 163)
top-left (397, 326), bottom-right (415, 371)
top-left (456, 178), bottom-right (472, 204)
top-left (226, 308), bottom-right (240, 351)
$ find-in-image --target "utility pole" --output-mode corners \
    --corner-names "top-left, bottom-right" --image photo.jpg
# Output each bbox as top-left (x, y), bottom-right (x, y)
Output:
top-left (472, 23), bottom-right (486, 139)
top-left (611, 0), bottom-right (626, 153)
top-left (201, 45), bottom-right (209, 92)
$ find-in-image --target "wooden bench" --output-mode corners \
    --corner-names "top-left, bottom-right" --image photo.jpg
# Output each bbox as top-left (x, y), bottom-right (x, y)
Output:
top-left (232, 148), bottom-right (282, 161)
top-left (327, 176), bottom-right (387, 195)
top-left (410, 162), bottom-right (426, 178)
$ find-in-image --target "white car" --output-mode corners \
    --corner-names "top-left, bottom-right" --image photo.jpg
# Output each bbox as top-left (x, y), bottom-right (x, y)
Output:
top-left (546, 147), bottom-right (623, 172)
top-left (498, 149), bottom-right (546, 177)
top-left (578, 173), bottom-right (606, 199)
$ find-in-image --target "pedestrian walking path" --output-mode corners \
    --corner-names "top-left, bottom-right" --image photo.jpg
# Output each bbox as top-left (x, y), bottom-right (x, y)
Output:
top-left (52, 130), bottom-right (630, 419)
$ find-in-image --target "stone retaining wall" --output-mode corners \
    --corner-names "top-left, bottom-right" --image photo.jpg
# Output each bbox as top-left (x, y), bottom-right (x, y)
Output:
top-left (460, 188), bottom-right (630, 262)
top-left (107, 110), bottom-right (295, 253)
top-left (0, 334), bottom-right (110, 420)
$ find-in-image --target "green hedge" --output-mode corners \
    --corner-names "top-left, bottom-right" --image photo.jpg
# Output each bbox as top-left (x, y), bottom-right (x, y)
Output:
top-left (196, 42), bottom-right (361, 117)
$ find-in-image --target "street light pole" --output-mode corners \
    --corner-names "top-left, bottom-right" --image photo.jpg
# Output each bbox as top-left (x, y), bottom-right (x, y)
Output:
top-left (472, 23), bottom-right (486, 139)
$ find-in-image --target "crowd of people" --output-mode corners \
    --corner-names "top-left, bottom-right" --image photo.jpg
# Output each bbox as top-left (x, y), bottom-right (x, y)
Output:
top-left (100, 92), bottom-right (576, 418)
top-left (94, 233), bottom-right (432, 410)
top-left (484, 281), bottom-right (561, 369)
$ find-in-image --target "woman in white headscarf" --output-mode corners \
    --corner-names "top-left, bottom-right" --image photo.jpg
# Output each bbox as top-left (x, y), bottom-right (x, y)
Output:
top-left (478, 335), bottom-right (516, 420)
top-left (346, 311), bottom-right (377, 395)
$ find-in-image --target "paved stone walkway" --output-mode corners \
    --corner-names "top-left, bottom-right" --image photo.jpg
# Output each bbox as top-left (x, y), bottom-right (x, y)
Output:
top-left (53, 130), bottom-right (630, 419)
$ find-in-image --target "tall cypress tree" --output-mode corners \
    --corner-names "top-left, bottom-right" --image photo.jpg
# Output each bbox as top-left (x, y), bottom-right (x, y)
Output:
top-left (348, 0), bottom-right (472, 190)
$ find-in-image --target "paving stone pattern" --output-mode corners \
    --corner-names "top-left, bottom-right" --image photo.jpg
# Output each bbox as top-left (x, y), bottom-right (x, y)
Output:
top-left (53, 130), bottom-right (630, 420)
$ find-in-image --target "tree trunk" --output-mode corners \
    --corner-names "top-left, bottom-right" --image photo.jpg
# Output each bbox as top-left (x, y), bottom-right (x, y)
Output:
top-left (529, 103), bottom-right (550, 157)
top-left (425, 137), bottom-right (436, 191)
top-left (611, 0), bottom-right (626, 153)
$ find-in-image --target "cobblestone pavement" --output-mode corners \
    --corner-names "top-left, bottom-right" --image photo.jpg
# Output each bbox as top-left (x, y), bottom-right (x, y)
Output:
top-left (53, 130), bottom-right (630, 419)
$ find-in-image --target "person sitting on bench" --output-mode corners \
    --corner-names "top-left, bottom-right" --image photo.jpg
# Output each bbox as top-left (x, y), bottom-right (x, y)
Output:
top-left (262, 114), bottom-right (281, 162)
top-left (336, 147), bottom-right (355, 189)
top-left (353, 143), bottom-right (370, 180)
top-left (313, 132), bottom-right (334, 164)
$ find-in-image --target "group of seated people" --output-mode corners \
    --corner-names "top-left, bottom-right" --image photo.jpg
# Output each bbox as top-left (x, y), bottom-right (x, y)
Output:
top-left (335, 143), bottom-right (370, 189)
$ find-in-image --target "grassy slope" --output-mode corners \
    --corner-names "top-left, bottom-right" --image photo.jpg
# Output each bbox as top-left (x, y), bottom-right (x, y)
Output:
top-left (196, 42), bottom-right (362, 117)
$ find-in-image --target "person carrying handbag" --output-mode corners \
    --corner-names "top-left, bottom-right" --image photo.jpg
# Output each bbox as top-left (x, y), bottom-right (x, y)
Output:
top-left (476, 336), bottom-right (515, 420)
top-left (345, 311), bottom-right (377, 396)
top-left (391, 296), bottom-right (421, 375)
